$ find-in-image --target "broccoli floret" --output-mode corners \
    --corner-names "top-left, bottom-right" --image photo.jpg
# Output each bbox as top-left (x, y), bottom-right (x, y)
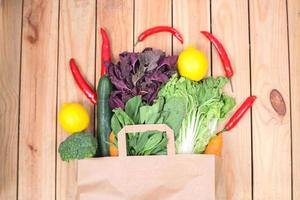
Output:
top-left (59, 132), bottom-right (97, 161)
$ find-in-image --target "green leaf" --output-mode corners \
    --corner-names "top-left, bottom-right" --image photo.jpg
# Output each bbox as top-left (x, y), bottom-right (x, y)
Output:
top-left (139, 98), bottom-right (164, 124)
top-left (221, 95), bottom-right (236, 118)
top-left (142, 132), bottom-right (163, 154)
top-left (135, 131), bottom-right (152, 153)
top-left (111, 108), bottom-right (135, 140)
top-left (125, 96), bottom-right (142, 123)
top-left (111, 114), bottom-right (122, 136)
top-left (149, 134), bottom-right (167, 155)
top-left (162, 96), bottom-right (186, 137)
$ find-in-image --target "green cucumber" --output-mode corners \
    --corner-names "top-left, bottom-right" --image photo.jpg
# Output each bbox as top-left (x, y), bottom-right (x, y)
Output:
top-left (97, 75), bottom-right (113, 156)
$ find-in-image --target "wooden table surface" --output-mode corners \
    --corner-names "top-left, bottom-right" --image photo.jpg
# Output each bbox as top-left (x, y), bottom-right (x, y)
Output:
top-left (1, 0), bottom-right (299, 199)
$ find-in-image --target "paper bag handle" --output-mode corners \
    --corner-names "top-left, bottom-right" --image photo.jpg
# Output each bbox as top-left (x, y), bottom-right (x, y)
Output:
top-left (117, 124), bottom-right (175, 157)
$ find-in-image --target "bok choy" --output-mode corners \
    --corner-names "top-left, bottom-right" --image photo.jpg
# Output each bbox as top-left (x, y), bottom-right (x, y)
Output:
top-left (158, 75), bottom-right (236, 154)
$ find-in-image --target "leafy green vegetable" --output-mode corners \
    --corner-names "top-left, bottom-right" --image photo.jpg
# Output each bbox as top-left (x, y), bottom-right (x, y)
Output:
top-left (58, 132), bottom-right (97, 161)
top-left (139, 97), bottom-right (164, 124)
top-left (158, 75), bottom-right (235, 154)
top-left (125, 96), bottom-right (142, 124)
top-left (162, 96), bottom-right (187, 137)
top-left (111, 109), bottom-right (134, 136)
top-left (111, 95), bottom-right (186, 156)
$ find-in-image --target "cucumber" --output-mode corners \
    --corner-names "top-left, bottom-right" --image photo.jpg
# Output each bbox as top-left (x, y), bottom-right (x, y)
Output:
top-left (97, 75), bottom-right (113, 156)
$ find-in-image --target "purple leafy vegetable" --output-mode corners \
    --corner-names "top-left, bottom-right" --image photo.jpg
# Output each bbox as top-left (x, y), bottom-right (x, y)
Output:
top-left (108, 48), bottom-right (178, 109)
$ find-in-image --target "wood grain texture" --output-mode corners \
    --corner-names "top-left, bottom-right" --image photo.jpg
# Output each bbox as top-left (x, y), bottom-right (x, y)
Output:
top-left (0, 0), bottom-right (298, 199)
top-left (288, 0), bottom-right (300, 199)
top-left (173, 0), bottom-right (210, 68)
top-left (250, 0), bottom-right (292, 199)
top-left (0, 0), bottom-right (22, 199)
top-left (56, 1), bottom-right (96, 200)
top-left (211, 0), bottom-right (252, 199)
top-left (18, 0), bottom-right (59, 199)
top-left (97, 0), bottom-right (133, 79)
top-left (134, 0), bottom-right (172, 54)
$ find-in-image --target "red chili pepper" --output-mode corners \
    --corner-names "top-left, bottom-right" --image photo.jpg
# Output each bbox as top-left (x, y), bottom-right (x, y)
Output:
top-left (200, 31), bottom-right (234, 91)
top-left (136, 26), bottom-right (184, 45)
top-left (69, 58), bottom-right (97, 104)
top-left (223, 96), bottom-right (257, 132)
top-left (100, 28), bottom-right (111, 76)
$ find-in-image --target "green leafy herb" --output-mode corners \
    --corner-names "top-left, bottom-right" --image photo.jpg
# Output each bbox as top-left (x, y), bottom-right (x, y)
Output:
top-left (111, 95), bottom-right (186, 156)
top-left (111, 109), bottom-right (134, 137)
top-left (125, 96), bottom-right (142, 123)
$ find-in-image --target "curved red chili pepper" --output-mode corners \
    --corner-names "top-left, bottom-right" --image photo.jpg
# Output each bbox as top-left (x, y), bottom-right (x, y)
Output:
top-left (136, 26), bottom-right (184, 45)
top-left (223, 96), bottom-right (257, 132)
top-left (201, 31), bottom-right (233, 77)
top-left (201, 31), bottom-right (234, 91)
top-left (70, 58), bottom-right (97, 104)
top-left (100, 28), bottom-right (111, 76)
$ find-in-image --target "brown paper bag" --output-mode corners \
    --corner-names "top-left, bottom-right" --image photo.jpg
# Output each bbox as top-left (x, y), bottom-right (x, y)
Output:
top-left (77, 124), bottom-right (218, 200)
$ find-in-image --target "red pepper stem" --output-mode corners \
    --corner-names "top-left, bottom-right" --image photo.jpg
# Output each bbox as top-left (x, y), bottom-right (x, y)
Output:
top-left (221, 128), bottom-right (227, 133)
top-left (134, 40), bottom-right (140, 47)
top-left (229, 78), bottom-right (234, 92)
top-left (216, 128), bottom-right (226, 136)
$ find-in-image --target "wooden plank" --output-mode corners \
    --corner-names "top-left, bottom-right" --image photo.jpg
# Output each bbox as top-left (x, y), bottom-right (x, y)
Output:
top-left (97, 0), bottom-right (134, 79)
top-left (56, 1), bottom-right (96, 200)
top-left (18, 0), bottom-right (59, 199)
top-left (173, 0), bottom-right (210, 71)
top-left (134, 0), bottom-right (172, 54)
top-left (288, 0), bottom-right (300, 199)
top-left (250, 0), bottom-right (292, 199)
top-left (210, 0), bottom-right (252, 199)
top-left (0, 0), bottom-right (22, 199)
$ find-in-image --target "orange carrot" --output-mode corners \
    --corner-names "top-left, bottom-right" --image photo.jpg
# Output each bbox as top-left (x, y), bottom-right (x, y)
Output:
top-left (204, 134), bottom-right (223, 156)
top-left (109, 132), bottom-right (118, 156)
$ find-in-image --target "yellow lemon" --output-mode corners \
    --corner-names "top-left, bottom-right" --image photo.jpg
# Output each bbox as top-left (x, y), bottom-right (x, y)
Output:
top-left (59, 103), bottom-right (90, 133)
top-left (178, 46), bottom-right (208, 81)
